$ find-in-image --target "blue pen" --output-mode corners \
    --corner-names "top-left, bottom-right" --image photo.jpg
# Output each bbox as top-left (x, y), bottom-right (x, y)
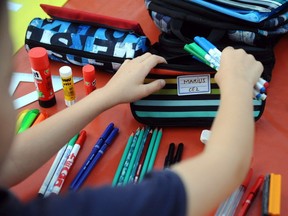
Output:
top-left (69, 122), bottom-right (114, 190)
top-left (72, 127), bottom-right (119, 191)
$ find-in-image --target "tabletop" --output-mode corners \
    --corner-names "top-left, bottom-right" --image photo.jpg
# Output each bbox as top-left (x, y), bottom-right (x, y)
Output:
top-left (10, 0), bottom-right (288, 215)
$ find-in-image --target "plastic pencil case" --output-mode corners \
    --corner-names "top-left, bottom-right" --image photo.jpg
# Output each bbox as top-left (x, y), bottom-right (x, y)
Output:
top-left (25, 4), bottom-right (150, 73)
top-left (130, 65), bottom-right (266, 127)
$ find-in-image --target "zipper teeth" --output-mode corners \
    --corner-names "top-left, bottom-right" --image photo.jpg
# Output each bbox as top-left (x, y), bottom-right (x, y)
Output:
top-left (25, 40), bottom-right (125, 63)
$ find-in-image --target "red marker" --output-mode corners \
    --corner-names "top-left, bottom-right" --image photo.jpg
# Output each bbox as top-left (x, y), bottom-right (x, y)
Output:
top-left (257, 77), bottom-right (269, 89)
top-left (51, 130), bottom-right (87, 194)
top-left (82, 64), bottom-right (96, 95)
top-left (238, 175), bottom-right (264, 216)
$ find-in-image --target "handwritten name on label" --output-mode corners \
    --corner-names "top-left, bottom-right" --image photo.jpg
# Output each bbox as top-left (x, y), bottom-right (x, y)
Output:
top-left (177, 74), bottom-right (211, 96)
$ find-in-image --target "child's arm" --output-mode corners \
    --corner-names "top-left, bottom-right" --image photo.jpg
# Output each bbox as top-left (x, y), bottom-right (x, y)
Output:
top-left (0, 53), bottom-right (166, 187)
top-left (171, 47), bottom-right (263, 216)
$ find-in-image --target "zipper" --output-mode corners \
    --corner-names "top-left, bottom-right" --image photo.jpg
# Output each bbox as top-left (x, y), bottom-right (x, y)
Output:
top-left (47, 17), bottom-right (142, 37)
top-left (25, 39), bottom-right (126, 63)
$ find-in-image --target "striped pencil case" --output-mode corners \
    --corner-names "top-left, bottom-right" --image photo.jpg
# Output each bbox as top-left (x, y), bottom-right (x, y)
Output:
top-left (130, 64), bottom-right (265, 127)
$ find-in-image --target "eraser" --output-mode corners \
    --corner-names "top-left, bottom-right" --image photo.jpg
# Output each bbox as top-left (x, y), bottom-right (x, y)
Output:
top-left (200, 129), bottom-right (211, 144)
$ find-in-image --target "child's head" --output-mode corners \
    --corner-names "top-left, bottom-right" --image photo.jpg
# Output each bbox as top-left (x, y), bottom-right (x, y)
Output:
top-left (0, 1), bottom-right (17, 173)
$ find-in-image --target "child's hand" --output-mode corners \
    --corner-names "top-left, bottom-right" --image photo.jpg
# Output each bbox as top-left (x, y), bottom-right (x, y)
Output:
top-left (216, 47), bottom-right (263, 90)
top-left (104, 53), bottom-right (166, 104)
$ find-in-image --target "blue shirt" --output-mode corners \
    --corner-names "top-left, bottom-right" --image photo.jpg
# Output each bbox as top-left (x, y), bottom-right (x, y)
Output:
top-left (0, 170), bottom-right (186, 216)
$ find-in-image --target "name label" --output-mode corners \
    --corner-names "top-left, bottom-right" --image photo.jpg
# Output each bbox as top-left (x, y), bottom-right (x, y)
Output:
top-left (177, 74), bottom-right (211, 96)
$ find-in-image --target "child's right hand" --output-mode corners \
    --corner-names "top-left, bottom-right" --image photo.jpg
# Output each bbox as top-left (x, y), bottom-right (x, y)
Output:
top-left (215, 47), bottom-right (264, 91)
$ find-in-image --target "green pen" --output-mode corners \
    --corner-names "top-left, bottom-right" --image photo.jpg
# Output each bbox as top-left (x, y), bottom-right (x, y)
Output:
top-left (17, 109), bottom-right (40, 133)
top-left (147, 128), bottom-right (163, 172)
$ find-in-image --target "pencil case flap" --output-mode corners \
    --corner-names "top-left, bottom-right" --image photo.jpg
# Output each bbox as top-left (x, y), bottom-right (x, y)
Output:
top-left (25, 5), bottom-right (150, 73)
top-left (40, 4), bottom-right (146, 36)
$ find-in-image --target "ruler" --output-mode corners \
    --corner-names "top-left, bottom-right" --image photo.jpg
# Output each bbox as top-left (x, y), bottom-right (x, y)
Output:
top-left (10, 72), bottom-right (83, 109)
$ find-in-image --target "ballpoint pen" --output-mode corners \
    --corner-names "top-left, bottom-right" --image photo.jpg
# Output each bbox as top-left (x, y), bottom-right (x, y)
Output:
top-left (72, 127), bottom-right (119, 191)
top-left (237, 175), bottom-right (264, 216)
top-left (70, 122), bottom-right (114, 190)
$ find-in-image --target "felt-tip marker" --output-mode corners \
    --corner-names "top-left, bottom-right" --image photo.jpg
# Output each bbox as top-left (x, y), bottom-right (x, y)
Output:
top-left (238, 175), bottom-right (264, 216)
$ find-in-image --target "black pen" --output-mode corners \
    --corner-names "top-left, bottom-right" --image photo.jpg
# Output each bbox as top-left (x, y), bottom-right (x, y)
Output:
top-left (163, 143), bottom-right (175, 168)
top-left (173, 143), bottom-right (184, 164)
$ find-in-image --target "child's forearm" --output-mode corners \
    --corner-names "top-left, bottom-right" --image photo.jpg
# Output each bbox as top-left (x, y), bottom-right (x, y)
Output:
top-left (172, 82), bottom-right (255, 216)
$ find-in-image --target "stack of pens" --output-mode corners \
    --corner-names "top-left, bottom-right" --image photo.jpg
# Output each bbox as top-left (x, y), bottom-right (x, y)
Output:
top-left (112, 126), bottom-right (163, 186)
top-left (215, 168), bottom-right (253, 216)
top-left (16, 108), bottom-right (48, 133)
top-left (184, 36), bottom-right (269, 101)
top-left (38, 130), bottom-right (86, 197)
top-left (69, 122), bottom-right (119, 191)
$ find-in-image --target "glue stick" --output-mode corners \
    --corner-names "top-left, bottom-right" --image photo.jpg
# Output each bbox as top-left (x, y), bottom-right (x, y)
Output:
top-left (28, 47), bottom-right (56, 108)
top-left (82, 64), bottom-right (96, 95)
top-left (59, 66), bottom-right (76, 106)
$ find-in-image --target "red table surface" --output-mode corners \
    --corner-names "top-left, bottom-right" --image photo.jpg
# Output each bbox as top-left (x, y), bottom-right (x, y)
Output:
top-left (10, 0), bottom-right (288, 215)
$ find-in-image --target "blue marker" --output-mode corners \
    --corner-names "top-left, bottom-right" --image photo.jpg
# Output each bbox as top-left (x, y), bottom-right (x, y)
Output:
top-left (255, 82), bottom-right (266, 93)
top-left (195, 36), bottom-right (221, 63)
top-left (194, 36), bottom-right (211, 54)
top-left (72, 127), bottom-right (119, 191)
top-left (69, 122), bottom-right (114, 190)
top-left (253, 89), bottom-right (267, 101)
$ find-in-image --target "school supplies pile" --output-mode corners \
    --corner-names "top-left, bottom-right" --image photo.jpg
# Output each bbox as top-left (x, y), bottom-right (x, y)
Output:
top-left (112, 126), bottom-right (162, 186)
top-left (25, 4), bottom-right (150, 73)
top-left (38, 131), bottom-right (86, 197)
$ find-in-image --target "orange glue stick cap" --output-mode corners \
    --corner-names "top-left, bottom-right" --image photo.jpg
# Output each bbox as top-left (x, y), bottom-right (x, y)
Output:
top-left (82, 64), bottom-right (96, 95)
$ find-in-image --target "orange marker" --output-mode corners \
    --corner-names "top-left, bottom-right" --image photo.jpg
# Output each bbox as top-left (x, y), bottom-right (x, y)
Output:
top-left (32, 112), bottom-right (48, 126)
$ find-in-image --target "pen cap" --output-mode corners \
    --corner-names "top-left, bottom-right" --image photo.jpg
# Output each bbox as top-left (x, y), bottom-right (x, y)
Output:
top-left (28, 47), bottom-right (49, 70)
top-left (59, 66), bottom-right (73, 78)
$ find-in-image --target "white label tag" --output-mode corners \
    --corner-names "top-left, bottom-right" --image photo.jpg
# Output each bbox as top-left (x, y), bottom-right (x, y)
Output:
top-left (177, 74), bottom-right (211, 96)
